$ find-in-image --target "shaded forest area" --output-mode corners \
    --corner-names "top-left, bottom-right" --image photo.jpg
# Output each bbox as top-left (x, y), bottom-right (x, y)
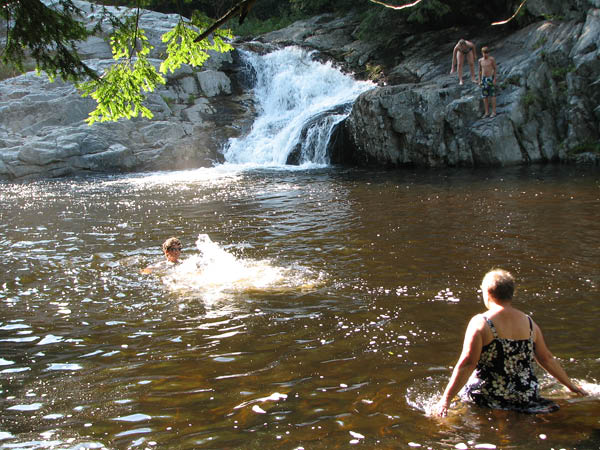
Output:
top-left (95, 0), bottom-right (533, 39)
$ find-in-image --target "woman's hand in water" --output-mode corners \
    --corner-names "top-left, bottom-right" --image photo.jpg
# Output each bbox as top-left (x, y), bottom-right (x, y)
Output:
top-left (569, 384), bottom-right (588, 396)
top-left (432, 400), bottom-right (450, 417)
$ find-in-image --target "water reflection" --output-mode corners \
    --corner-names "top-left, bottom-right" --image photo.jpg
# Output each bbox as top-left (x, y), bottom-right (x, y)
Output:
top-left (0, 166), bottom-right (599, 449)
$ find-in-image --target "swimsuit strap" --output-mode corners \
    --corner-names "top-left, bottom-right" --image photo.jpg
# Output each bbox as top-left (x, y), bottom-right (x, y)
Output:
top-left (483, 316), bottom-right (499, 338)
top-left (527, 316), bottom-right (534, 341)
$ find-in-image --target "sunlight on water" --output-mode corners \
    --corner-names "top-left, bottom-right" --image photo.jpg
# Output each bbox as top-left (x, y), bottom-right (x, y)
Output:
top-left (405, 376), bottom-right (446, 416)
top-left (1, 155), bottom-right (599, 449)
top-left (97, 165), bottom-right (244, 188)
top-left (162, 234), bottom-right (325, 302)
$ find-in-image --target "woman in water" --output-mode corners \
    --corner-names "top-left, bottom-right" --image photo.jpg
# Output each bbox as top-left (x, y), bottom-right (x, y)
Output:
top-left (435, 269), bottom-right (586, 416)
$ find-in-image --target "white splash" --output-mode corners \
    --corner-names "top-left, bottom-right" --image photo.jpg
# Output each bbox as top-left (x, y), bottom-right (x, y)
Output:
top-left (223, 46), bottom-right (373, 167)
top-left (162, 234), bottom-right (323, 301)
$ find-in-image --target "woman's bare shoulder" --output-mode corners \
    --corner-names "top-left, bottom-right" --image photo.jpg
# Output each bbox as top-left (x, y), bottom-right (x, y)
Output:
top-left (467, 313), bottom-right (488, 330)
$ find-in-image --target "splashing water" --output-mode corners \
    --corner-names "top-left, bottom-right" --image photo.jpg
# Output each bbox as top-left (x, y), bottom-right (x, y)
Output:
top-left (406, 375), bottom-right (600, 417)
top-left (223, 46), bottom-right (373, 167)
top-left (162, 234), bottom-right (325, 302)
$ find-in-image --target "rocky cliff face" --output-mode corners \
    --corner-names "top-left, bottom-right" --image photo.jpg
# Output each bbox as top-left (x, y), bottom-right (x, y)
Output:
top-left (0, 1), bottom-right (257, 181)
top-left (257, 3), bottom-right (600, 168)
top-left (336, 9), bottom-right (600, 167)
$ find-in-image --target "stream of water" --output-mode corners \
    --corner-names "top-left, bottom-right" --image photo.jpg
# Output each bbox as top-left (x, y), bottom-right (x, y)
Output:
top-left (0, 47), bottom-right (599, 450)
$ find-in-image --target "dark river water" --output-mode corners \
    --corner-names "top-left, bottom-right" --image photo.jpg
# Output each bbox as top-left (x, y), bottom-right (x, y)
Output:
top-left (1, 165), bottom-right (599, 449)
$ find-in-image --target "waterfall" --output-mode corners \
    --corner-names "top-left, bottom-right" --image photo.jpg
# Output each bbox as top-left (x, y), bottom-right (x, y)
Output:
top-left (223, 46), bottom-right (373, 167)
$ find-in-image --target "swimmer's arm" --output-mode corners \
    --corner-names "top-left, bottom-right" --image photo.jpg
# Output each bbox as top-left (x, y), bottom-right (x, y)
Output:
top-left (492, 57), bottom-right (498, 83)
top-left (141, 262), bottom-right (161, 274)
top-left (435, 316), bottom-right (483, 416)
top-left (478, 58), bottom-right (482, 84)
top-left (533, 322), bottom-right (587, 395)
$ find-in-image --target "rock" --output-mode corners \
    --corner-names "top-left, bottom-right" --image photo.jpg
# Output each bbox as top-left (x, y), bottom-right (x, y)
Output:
top-left (526, 0), bottom-right (592, 20)
top-left (2, 1), bottom-right (598, 179)
top-left (182, 100), bottom-right (212, 123)
top-left (0, 1), bottom-right (256, 181)
top-left (196, 71), bottom-right (232, 97)
top-left (323, 10), bottom-right (600, 167)
top-left (80, 143), bottom-right (136, 171)
top-left (75, 36), bottom-right (112, 60)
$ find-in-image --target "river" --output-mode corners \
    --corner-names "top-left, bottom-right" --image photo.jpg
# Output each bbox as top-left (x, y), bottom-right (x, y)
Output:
top-left (1, 47), bottom-right (599, 450)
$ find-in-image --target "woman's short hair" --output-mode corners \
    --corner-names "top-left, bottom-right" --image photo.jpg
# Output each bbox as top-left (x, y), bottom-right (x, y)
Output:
top-left (162, 237), bottom-right (182, 253)
top-left (482, 269), bottom-right (514, 301)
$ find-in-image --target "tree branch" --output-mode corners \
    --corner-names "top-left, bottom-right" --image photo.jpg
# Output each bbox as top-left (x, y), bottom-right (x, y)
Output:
top-left (367, 0), bottom-right (426, 10)
top-left (491, 0), bottom-right (528, 25)
top-left (193, 0), bottom-right (255, 43)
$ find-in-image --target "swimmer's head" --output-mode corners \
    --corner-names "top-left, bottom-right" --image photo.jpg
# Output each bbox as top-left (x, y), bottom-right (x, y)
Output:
top-left (162, 237), bottom-right (182, 263)
top-left (481, 269), bottom-right (514, 305)
top-left (481, 46), bottom-right (490, 55)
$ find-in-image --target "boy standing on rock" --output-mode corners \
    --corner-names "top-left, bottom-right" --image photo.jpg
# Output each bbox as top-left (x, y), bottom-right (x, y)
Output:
top-left (478, 46), bottom-right (498, 118)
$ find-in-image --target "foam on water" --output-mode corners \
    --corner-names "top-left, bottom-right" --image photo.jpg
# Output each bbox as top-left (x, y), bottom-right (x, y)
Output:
top-left (162, 234), bottom-right (324, 302)
top-left (98, 165), bottom-right (244, 188)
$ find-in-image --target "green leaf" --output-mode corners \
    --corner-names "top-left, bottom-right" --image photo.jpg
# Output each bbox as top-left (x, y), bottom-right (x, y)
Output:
top-left (160, 19), bottom-right (233, 74)
top-left (77, 57), bottom-right (165, 125)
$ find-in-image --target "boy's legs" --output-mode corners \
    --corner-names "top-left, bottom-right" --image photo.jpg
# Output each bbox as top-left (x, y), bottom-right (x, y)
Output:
top-left (490, 95), bottom-right (497, 117)
top-left (482, 97), bottom-right (489, 117)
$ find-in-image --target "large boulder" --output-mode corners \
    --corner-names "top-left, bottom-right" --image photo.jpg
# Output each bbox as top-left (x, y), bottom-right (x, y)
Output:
top-left (0, 0), bottom-right (256, 181)
top-left (331, 9), bottom-right (600, 167)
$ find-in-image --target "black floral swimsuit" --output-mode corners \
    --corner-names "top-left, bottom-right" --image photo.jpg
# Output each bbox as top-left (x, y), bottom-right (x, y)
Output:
top-left (461, 316), bottom-right (558, 413)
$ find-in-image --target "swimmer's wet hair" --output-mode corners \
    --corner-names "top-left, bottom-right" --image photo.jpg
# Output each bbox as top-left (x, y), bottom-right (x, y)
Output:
top-left (162, 237), bottom-right (182, 253)
top-left (481, 46), bottom-right (490, 54)
top-left (482, 269), bottom-right (514, 301)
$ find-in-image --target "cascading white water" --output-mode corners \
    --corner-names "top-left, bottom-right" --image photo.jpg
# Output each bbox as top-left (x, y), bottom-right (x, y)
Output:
top-left (223, 46), bottom-right (373, 167)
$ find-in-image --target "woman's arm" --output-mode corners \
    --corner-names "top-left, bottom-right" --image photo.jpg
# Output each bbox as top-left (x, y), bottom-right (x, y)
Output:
top-left (533, 322), bottom-right (587, 395)
top-left (434, 315), bottom-right (484, 416)
top-left (450, 46), bottom-right (458, 72)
